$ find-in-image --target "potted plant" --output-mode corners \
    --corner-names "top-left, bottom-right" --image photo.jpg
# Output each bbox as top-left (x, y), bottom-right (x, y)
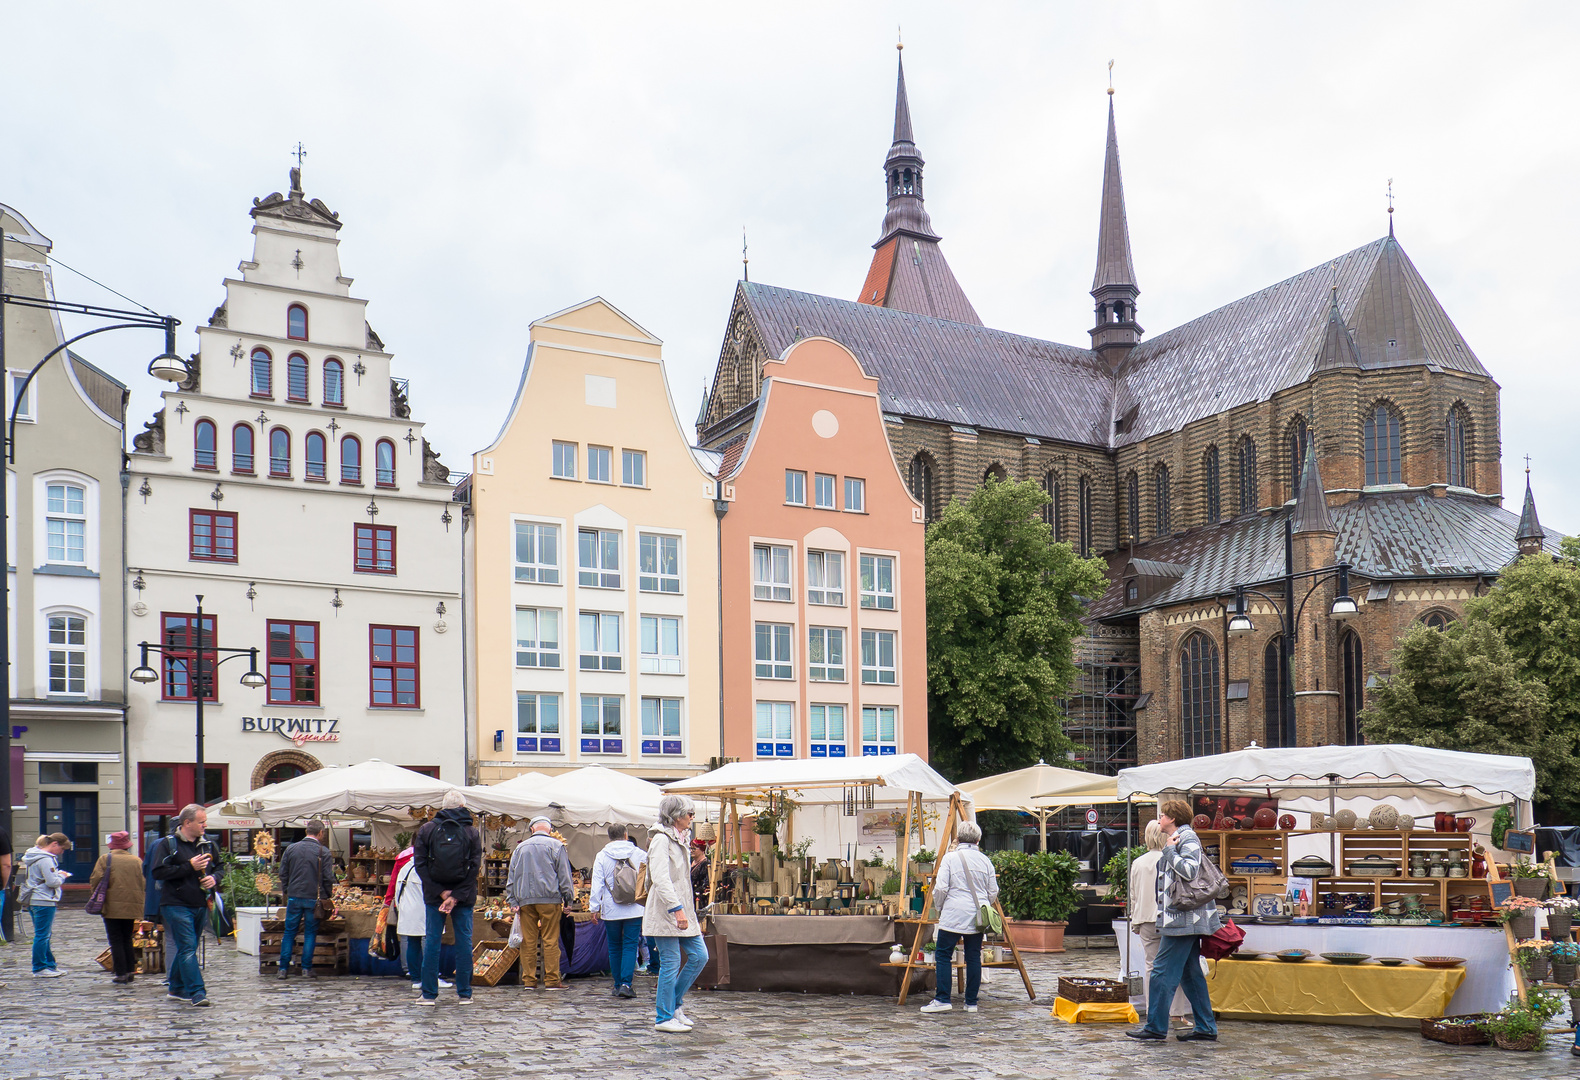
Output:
top-left (1481, 989), bottom-right (1562, 1051)
top-left (788, 837), bottom-right (816, 884)
top-left (989, 850), bottom-right (1081, 953)
top-left (1101, 845), bottom-right (1147, 906)
top-left (1497, 896), bottom-right (1542, 941)
top-left (1551, 939), bottom-right (1579, 985)
top-left (911, 848), bottom-right (937, 877)
top-left (1514, 939), bottom-right (1552, 983)
top-left (1506, 855), bottom-right (1551, 899)
top-left (1547, 895), bottom-right (1578, 940)
top-left (1569, 980), bottom-right (1580, 1026)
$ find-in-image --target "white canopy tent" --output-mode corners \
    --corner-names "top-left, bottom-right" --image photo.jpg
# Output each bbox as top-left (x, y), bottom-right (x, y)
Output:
top-left (958, 760), bottom-right (1122, 851)
top-left (232, 758), bottom-right (461, 823)
top-left (463, 767), bottom-right (679, 868)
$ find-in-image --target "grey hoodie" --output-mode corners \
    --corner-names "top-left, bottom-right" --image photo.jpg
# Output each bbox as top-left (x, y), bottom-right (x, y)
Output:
top-left (505, 831), bottom-right (573, 908)
top-left (21, 846), bottom-right (67, 907)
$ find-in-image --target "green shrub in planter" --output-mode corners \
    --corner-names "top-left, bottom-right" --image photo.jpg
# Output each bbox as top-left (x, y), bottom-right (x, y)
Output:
top-left (989, 850), bottom-right (1081, 922)
top-left (1102, 846), bottom-right (1147, 905)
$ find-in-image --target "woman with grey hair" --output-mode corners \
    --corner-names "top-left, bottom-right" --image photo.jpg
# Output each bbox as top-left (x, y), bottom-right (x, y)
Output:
top-left (644, 793), bottom-right (708, 1033)
top-left (919, 820), bottom-right (998, 1015)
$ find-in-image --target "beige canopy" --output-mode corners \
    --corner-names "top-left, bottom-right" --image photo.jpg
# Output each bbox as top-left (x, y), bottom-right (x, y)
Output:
top-left (958, 761), bottom-right (1123, 852)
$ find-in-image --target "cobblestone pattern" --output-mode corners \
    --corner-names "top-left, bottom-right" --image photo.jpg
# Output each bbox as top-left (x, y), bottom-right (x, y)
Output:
top-left (0, 910), bottom-right (1571, 1079)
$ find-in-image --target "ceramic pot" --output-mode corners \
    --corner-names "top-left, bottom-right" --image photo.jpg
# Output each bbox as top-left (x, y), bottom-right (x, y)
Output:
top-left (1254, 807), bottom-right (1278, 830)
top-left (1333, 809), bottom-right (1358, 830)
top-left (1193, 814), bottom-right (1212, 831)
top-left (1278, 814), bottom-right (1296, 830)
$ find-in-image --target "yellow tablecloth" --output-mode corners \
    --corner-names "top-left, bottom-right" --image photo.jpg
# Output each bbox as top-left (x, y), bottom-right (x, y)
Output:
top-left (1052, 997), bottom-right (1140, 1024)
top-left (1207, 959), bottom-right (1466, 1024)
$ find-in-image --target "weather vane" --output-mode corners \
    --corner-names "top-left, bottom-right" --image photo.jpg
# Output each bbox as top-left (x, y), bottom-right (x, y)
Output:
top-left (293, 142), bottom-right (307, 167)
top-left (742, 226), bottom-right (749, 282)
top-left (897, 25), bottom-right (903, 51)
top-left (1108, 59), bottom-right (1115, 95)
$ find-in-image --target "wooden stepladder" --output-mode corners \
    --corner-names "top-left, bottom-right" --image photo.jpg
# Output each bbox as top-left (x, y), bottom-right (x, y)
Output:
top-left (892, 792), bottom-right (1035, 1004)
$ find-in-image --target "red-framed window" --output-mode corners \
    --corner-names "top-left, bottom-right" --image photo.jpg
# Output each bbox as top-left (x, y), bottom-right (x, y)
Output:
top-left (305, 431), bottom-right (327, 480)
top-left (355, 523), bottom-right (396, 573)
top-left (232, 423), bottom-right (254, 474)
top-left (270, 427), bottom-right (291, 477)
top-left (323, 359), bottom-right (344, 406)
top-left (375, 438), bottom-right (396, 487)
top-left (160, 612), bottom-right (218, 701)
top-left (194, 419), bottom-right (218, 471)
top-left (189, 509), bottom-right (238, 562)
top-left (341, 435), bottom-right (362, 483)
top-left (287, 303), bottom-right (309, 341)
top-left (250, 347), bottom-right (273, 398)
top-left (267, 620), bottom-right (319, 705)
top-left (138, 763), bottom-right (228, 856)
top-left (370, 625), bottom-right (419, 707)
top-left (287, 353), bottom-right (310, 402)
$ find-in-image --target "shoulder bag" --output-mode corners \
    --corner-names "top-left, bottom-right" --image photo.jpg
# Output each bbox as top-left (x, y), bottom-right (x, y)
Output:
top-left (85, 853), bottom-right (113, 916)
top-left (959, 849), bottom-right (1003, 935)
top-left (1165, 840), bottom-right (1230, 912)
top-left (314, 847), bottom-right (335, 921)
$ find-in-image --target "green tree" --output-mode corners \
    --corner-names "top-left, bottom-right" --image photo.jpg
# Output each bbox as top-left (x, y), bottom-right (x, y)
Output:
top-left (924, 478), bottom-right (1108, 780)
top-left (1362, 542), bottom-right (1580, 822)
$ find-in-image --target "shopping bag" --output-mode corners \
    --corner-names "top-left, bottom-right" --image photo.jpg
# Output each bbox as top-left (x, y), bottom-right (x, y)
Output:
top-left (1200, 917), bottom-right (1245, 960)
top-left (507, 913), bottom-right (524, 949)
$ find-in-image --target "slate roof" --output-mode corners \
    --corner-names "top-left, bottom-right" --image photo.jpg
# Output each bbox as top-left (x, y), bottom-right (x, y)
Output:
top-left (1087, 492), bottom-right (1566, 620)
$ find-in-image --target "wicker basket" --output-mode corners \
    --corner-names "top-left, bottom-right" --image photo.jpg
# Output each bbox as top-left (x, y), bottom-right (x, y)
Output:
top-left (471, 941), bottom-right (519, 987)
top-left (1512, 878), bottom-right (1548, 899)
top-left (1552, 960), bottom-right (1576, 984)
top-left (1058, 976), bottom-right (1129, 1003)
top-left (1508, 914), bottom-right (1536, 940)
top-left (96, 948), bottom-right (115, 972)
top-left (1419, 1014), bottom-right (1491, 1046)
top-left (1492, 1031), bottom-right (1542, 1052)
top-left (1526, 955), bottom-right (1551, 983)
top-left (1550, 913), bottom-right (1573, 940)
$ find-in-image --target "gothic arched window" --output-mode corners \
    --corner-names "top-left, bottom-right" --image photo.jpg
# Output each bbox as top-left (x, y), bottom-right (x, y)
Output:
top-left (1446, 406), bottom-right (1469, 488)
top-left (1341, 630), bottom-right (1365, 745)
top-left (984, 463), bottom-right (1008, 484)
top-left (1180, 632), bottom-right (1222, 758)
top-left (1263, 635), bottom-right (1290, 749)
top-left (1125, 471), bottom-right (1139, 543)
top-left (908, 454), bottom-right (935, 522)
top-left (1237, 437), bottom-right (1257, 515)
top-left (1364, 404), bottom-right (1402, 485)
top-left (1042, 471), bottom-right (1062, 540)
top-left (1420, 610), bottom-right (1456, 632)
top-left (1154, 464), bottom-right (1171, 536)
top-left (1078, 476), bottom-right (1093, 557)
top-left (1204, 446), bottom-right (1221, 524)
top-left (1288, 416), bottom-right (1310, 492)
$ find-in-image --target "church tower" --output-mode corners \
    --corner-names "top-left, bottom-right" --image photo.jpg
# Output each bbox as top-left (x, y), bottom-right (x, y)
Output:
top-left (1090, 92), bottom-right (1141, 370)
top-left (855, 47), bottom-right (981, 325)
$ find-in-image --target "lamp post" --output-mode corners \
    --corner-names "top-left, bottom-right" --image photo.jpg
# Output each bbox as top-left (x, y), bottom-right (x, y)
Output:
top-left (129, 595), bottom-right (266, 807)
top-left (1225, 517), bottom-right (1358, 748)
top-left (0, 283), bottom-right (185, 847)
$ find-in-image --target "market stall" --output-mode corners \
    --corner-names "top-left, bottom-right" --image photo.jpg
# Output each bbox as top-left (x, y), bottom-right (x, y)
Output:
top-left (959, 760), bottom-right (1121, 852)
top-left (1112, 744), bottom-right (1531, 1021)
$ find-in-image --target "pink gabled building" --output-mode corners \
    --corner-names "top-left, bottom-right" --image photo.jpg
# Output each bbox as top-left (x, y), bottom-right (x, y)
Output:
top-left (712, 337), bottom-right (927, 763)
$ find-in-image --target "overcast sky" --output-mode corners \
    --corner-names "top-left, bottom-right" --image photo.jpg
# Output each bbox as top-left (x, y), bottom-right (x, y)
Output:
top-left (6, 2), bottom-right (1578, 528)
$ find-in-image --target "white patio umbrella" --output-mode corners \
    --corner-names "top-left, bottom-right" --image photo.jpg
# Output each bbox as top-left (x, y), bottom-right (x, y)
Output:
top-left (959, 760), bottom-right (1119, 851)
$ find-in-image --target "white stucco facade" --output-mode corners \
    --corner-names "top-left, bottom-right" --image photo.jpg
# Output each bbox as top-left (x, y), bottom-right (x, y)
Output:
top-left (124, 170), bottom-right (463, 849)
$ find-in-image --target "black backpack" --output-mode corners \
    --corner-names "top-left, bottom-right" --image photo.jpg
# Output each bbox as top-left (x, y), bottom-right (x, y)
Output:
top-left (427, 818), bottom-right (470, 886)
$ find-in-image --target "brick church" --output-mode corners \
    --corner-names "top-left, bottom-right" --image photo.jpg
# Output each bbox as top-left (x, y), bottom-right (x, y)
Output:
top-left (698, 52), bottom-right (1562, 772)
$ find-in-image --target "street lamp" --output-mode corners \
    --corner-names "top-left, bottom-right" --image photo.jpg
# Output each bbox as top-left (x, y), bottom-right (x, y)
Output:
top-left (129, 594), bottom-right (265, 806)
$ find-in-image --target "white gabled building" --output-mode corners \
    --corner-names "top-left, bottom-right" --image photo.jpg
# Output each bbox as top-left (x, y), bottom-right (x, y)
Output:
top-left (125, 168), bottom-right (463, 850)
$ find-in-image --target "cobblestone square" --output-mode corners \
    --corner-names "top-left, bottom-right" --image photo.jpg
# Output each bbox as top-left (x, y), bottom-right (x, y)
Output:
top-left (0, 910), bottom-right (1571, 1079)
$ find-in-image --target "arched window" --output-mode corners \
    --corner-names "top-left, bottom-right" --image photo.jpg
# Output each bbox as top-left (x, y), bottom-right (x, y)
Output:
top-left (1263, 636), bottom-right (1290, 748)
top-left (194, 420), bottom-right (217, 471)
top-left (1237, 437), bottom-right (1257, 515)
top-left (1078, 476), bottom-right (1093, 557)
top-left (250, 347), bottom-right (272, 398)
top-left (287, 354), bottom-right (309, 402)
top-left (1288, 416), bottom-right (1309, 492)
top-left (1364, 404), bottom-right (1402, 485)
top-left (1154, 464), bottom-right (1171, 536)
top-left (287, 304), bottom-right (308, 341)
top-left (1204, 446), bottom-right (1221, 524)
top-left (1180, 632), bottom-right (1222, 758)
top-left (1042, 471), bottom-right (1062, 540)
top-left (1125, 471), bottom-right (1139, 543)
top-left (341, 435), bottom-right (362, 483)
top-left (1446, 407), bottom-right (1469, 488)
top-left (984, 463), bottom-right (1008, 483)
top-left (231, 423), bottom-right (254, 474)
top-left (323, 358), bottom-right (345, 406)
top-left (269, 427), bottom-right (291, 477)
top-left (901, 168), bottom-right (914, 194)
top-left (375, 438), bottom-right (396, 487)
top-left (1420, 610), bottom-right (1456, 632)
top-left (908, 454), bottom-right (935, 522)
top-left (305, 432), bottom-right (327, 480)
top-left (1341, 630), bottom-right (1364, 745)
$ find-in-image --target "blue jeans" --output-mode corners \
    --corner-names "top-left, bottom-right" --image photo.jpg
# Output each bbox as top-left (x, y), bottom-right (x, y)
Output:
top-left (280, 897), bottom-right (319, 970)
top-left (604, 917), bottom-right (642, 988)
top-left (423, 903), bottom-right (472, 1000)
top-left (1145, 933), bottom-right (1216, 1036)
top-left (29, 905), bottom-right (57, 972)
top-left (403, 933), bottom-right (424, 981)
top-left (654, 935), bottom-right (708, 1023)
top-left (933, 928), bottom-right (982, 1005)
top-left (644, 935), bottom-right (660, 973)
top-left (162, 904), bottom-right (208, 1001)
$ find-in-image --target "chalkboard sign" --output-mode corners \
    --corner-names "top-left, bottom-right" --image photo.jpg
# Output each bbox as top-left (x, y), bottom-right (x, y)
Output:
top-left (1490, 881), bottom-right (1513, 907)
top-left (1504, 830), bottom-right (1535, 854)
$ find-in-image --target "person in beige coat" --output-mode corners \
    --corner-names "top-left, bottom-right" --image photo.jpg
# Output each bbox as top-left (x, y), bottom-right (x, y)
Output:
top-left (643, 793), bottom-right (707, 1033)
top-left (87, 832), bottom-right (146, 984)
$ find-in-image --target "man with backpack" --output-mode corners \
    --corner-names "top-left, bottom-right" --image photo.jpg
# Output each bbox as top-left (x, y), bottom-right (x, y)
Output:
top-left (412, 789), bottom-right (483, 1006)
top-left (506, 816), bottom-right (575, 991)
top-left (588, 823), bottom-right (647, 998)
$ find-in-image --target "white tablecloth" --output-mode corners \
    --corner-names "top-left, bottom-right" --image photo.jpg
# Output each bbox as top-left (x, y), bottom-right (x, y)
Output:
top-left (1115, 919), bottom-right (1513, 1016)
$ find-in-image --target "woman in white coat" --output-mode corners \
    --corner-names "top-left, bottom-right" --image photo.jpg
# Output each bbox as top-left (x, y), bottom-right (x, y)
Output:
top-left (920, 821), bottom-right (999, 1015)
top-left (644, 793), bottom-right (707, 1033)
top-left (392, 851), bottom-right (450, 991)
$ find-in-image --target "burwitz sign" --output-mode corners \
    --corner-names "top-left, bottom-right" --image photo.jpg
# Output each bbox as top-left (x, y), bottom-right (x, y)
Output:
top-left (242, 716), bottom-right (340, 746)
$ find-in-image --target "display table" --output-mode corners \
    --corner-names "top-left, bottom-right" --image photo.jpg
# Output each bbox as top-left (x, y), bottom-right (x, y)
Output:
top-left (1206, 958), bottom-right (1466, 1027)
top-left (1116, 919), bottom-right (1512, 1016)
top-left (708, 914), bottom-right (904, 996)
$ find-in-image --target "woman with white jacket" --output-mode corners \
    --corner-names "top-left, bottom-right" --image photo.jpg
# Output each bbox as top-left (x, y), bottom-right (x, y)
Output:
top-left (392, 851), bottom-right (450, 991)
top-left (920, 821), bottom-right (999, 1015)
top-left (644, 793), bottom-right (707, 1033)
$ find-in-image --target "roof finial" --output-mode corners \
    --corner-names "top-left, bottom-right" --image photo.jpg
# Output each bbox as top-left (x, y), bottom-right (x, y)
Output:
top-left (1107, 59), bottom-right (1115, 96)
top-left (897, 24), bottom-right (903, 51)
top-left (1386, 177), bottom-right (1395, 238)
top-left (742, 226), bottom-right (749, 282)
top-left (1525, 453), bottom-right (1532, 475)
top-left (290, 142), bottom-right (306, 196)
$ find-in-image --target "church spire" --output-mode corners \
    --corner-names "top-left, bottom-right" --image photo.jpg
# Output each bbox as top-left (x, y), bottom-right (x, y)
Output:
top-left (1089, 84), bottom-right (1141, 370)
top-left (855, 47), bottom-right (981, 324)
top-left (1292, 437), bottom-right (1334, 535)
top-left (1515, 467), bottom-right (1546, 557)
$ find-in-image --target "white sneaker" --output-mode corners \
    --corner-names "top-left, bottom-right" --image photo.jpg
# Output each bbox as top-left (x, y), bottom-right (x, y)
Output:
top-left (674, 1008), bottom-right (694, 1028)
top-left (439, 978), bottom-right (454, 988)
top-left (32, 969), bottom-right (64, 979)
top-left (416, 997), bottom-right (437, 1007)
top-left (654, 1018), bottom-right (691, 1033)
top-left (919, 999), bottom-right (952, 1013)
top-left (964, 1004), bottom-right (979, 1013)
top-left (411, 982), bottom-right (422, 990)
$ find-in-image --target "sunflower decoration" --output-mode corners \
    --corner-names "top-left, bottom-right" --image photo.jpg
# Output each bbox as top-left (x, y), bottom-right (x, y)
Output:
top-left (549, 830), bottom-right (568, 845)
top-left (252, 832), bottom-right (277, 860)
top-left (502, 815), bottom-right (517, 829)
top-left (253, 872), bottom-right (276, 896)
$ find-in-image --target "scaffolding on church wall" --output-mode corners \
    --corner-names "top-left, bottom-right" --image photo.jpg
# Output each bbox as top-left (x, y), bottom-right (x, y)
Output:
top-left (1061, 629), bottom-right (1140, 777)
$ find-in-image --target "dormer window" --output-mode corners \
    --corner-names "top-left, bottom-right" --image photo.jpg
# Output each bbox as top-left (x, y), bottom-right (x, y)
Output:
top-left (287, 304), bottom-right (309, 341)
top-left (1126, 579), bottom-right (1139, 604)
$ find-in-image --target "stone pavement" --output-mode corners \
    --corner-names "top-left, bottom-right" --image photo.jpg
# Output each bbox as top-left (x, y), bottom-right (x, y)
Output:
top-left (0, 910), bottom-right (1572, 1079)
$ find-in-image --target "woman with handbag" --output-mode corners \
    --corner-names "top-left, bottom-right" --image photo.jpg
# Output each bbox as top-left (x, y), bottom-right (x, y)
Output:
top-left (86, 832), bottom-right (145, 984)
top-left (919, 820), bottom-right (999, 1015)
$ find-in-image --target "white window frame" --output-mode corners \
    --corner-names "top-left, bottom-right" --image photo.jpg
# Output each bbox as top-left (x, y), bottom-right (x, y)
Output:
top-left (514, 521), bottom-right (561, 584)
top-left (552, 441), bottom-right (577, 479)
top-left (640, 614), bottom-right (682, 674)
top-left (8, 371), bottom-right (35, 423)
top-left (638, 533), bottom-right (681, 594)
top-left (806, 549), bottom-right (844, 606)
top-left (785, 469), bottom-right (806, 506)
top-left (587, 444), bottom-right (613, 484)
top-left (808, 703), bottom-right (847, 758)
top-left (754, 701), bottom-right (795, 758)
top-left (45, 481), bottom-right (87, 564)
top-left (861, 705), bottom-right (898, 756)
top-left (640, 697), bottom-right (683, 756)
top-left (514, 607), bottom-right (561, 668)
top-left (859, 553), bottom-right (896, 610)
top-left (844, 477), bottom-right (866, 512)
top-left (807, 626), bottom-right (845, 682)
top-left (37, 471), bottom-right (97, 572)
top-left (752, 543), bottom-right (791, 602)
top-left (45, 610), bottom-right (88, 696)
top-left (861, 628), bottom-right (897, 685)
top-left (578, 611), bottom-right (623, 672)
top-left (814, 472), bottom-right (836, 509)
top-left (580, 694), bottom-right (624, 754)
top-left (622, 449), bottom-right (647, 487)
top-left (516, 692), bottom-right (563, 754)
top-left (578, 527), bottom-right (621, 589)
top-left (754, 622), bottom-right (792, 680)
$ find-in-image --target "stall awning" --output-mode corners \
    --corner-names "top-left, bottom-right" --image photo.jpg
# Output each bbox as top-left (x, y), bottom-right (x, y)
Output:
top-left (465, 766), bottom-right (667, 826)
top-left (665, 753), bottom-right (960, 803)
top-left (958, 760), bottom-right (1119, 811)
top-left (235, 758), bottom-right (460, 822)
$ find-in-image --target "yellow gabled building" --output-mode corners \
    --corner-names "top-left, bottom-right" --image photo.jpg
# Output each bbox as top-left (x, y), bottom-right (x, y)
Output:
top-left (463, 298), bottom-right (721, 781)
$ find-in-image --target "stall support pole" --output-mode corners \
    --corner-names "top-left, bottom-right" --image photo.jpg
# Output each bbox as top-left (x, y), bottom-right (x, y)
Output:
top-left (897, 792), bottom-right (915, 902)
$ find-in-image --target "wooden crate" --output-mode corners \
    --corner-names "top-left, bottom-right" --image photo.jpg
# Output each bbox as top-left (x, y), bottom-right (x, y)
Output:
top-left (258, 931), bottom-right (348, 975)
top-left (471, 941), bottom-right (520, 987)
top-left (139, 944), bottom-right (166, 975)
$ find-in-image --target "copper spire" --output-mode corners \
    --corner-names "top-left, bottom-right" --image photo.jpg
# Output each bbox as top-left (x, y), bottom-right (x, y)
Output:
top-left (1313, 284), bottom-right (1361, 372)
top-left (1291, 435), bottom-right (1334, 535)
top-left (1515, 466), bottom-right (1545, 556)
top-left (1092, 96), bottom-right (1138, 293)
